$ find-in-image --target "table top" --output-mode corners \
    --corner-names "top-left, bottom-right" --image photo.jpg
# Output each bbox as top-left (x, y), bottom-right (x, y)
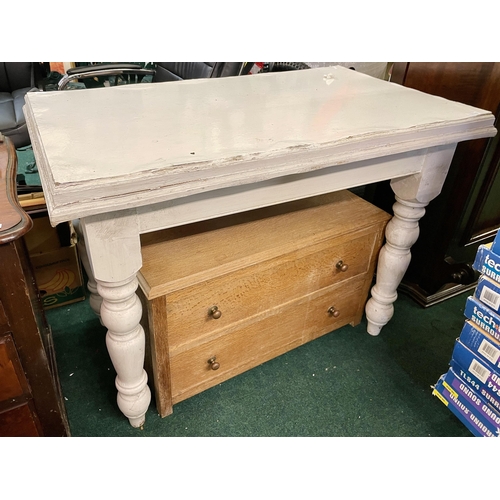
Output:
top-left (24, 65), bottom-right (497, 224)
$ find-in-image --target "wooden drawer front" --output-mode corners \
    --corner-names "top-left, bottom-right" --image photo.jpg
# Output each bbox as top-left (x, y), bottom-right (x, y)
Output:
top-left (169, 275), bottom-right (367, 404)
top-left (0, 403), bottom-right (40, 437)
top-left (165, 230), bottom-right (377, 349)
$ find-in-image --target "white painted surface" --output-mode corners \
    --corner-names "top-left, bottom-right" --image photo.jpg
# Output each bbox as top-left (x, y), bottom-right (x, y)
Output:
top-left (25, 65), bottom-right (496, 225)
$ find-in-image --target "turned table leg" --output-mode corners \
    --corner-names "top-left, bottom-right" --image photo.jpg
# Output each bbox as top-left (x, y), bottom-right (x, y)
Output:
top-left (365, 144), bottom-right (458, 335)
top-left (97, 274), bottom-right (150, 427)
top-left (79, 211), bottom-right (151, 428)
top-left (365, 198), bottom-right (426, 335)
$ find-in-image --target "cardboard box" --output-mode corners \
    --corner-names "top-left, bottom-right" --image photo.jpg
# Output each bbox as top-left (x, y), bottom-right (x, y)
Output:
top-left (434, 368), bottom-right (500, 437)
top-left (432, 375), bottom-right (498, 437)
top-left (24, 216), bottom-right (85, 309)
top-left (450, 340), bottom-right (500, 411)
top-left (473, 243), bottom-right (500, 284)
top-left (492, 230), bottom-right (500, 255)
top-left (459, 320), bottom-right (500, 371)
top-left (463, 295), bottom-right (500, 342)
top-left (475, 275), bottom-right (500, 314)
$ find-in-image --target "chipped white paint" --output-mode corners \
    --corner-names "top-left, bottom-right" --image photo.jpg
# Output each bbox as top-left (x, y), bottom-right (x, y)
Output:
top-left (25, 66), bottom-right (496, 225)
top-left (323, 73), bottom-right (336, 85)
top-left (24, 65), bottom-right (496, 427)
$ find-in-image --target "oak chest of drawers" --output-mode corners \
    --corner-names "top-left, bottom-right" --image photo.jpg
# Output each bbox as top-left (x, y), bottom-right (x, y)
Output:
top-left (138, 190), bottom-right (390, 417)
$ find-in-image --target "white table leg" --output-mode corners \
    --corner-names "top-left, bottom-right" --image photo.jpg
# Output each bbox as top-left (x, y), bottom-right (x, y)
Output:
top-left (97, 274), bottom-right (150, 427)
top-left (365, 144), bottom-right (458, 335)
top-left (79, 211), bottom-right (151, 428)
top-left (365, 198), bottom-right (426, 335)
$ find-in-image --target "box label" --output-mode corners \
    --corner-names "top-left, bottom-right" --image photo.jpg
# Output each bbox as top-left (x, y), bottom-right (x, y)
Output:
top-left (464, 296), bottom-right (500, 342)
top-left (475, 275), bottom-right (500, 313)
top-left (450, 340), bottom-right (500, 410)
top-left (473, 245), bottom-right (500, 284)
top-left (443, 369), bottom-right (500, 433)
top-left (459, 321), bottom-right (500, 370)
top-left (433, 375), bottom-right (499, 437)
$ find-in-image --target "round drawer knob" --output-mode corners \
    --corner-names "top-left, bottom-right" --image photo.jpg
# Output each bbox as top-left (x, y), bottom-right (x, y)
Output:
top-left (328, 306), bottom-right (340, 318)
top-left (209, 306), bottom-right (222, 319)
top-left (208, 356), bottom-right (220, 370)
top-left (336, 260), bottom-right (349, 272)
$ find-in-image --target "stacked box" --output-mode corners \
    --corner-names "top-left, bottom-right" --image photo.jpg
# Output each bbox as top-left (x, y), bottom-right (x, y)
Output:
top-left (449, 339), bottom-right (500, 411)
top-left (473, 242), bottom-right (500, 285)
top-left (23, 216), bottom-right (85, 309)
top-left (433, 230), bottom-right (500, 436)
top-left (464, 296), bottom-right (500, 342)
top-left (433, 370), bottom-right (500, 437)
top-left (459, 321), bottom-right (500, 370)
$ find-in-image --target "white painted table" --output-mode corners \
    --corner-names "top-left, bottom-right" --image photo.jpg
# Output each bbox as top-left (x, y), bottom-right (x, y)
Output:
top-left (24, 66), bottom-right (497, 428)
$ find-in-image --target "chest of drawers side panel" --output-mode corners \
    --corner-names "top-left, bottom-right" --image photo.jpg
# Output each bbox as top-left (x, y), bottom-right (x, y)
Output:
top-left (138, 290), bottom-right (173, 417)
top-left (349, 220), bottom-right (390, 332)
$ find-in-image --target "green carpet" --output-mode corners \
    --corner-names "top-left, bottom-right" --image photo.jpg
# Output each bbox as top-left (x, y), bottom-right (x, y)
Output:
top-left (46, 287), bottom-right (472, 437)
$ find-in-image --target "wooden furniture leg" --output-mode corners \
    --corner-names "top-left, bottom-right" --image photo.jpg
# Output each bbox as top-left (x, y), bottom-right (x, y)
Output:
top-left (79, 211), bottom-right (151, 427)
top-left (365, 144), bottom-right (458, 335)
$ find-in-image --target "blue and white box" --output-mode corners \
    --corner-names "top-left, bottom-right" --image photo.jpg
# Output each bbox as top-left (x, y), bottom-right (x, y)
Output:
top-left (450, 340), bottom-right (500, 411)
top-left (459, 320), bottom-right (500, 372)
top-left (464, 295), bottom-right (500, 343)
top-left (433, 372), bottom-right (500, 437)
top-left (441, 368), bottom-right (500, 436)
top-left (491, 230), bottom-right (500, 255)
top-left (475, 275), bottom-right (500, 314)
top-left (473, 243), bottom-right (500, 284)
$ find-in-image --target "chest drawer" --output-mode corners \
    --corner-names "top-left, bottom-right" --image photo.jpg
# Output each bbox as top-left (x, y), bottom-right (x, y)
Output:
top-left (168, 275), bottom-right (368, 406)
top-left (138, 190), bottom-right (390, 417)
top-left (165, 229), bottom-right (377, 349)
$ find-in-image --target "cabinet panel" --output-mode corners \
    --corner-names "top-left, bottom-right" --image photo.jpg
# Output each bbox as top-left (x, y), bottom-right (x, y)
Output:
top-left (0, 335), bottom-right (28, 402)
top-left (0, 403), bottom-right (40, 437)
top-left (0, 135), bottom-right (69, 436)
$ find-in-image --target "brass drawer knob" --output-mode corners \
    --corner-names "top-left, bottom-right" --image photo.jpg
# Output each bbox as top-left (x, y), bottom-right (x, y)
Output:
top-left (208, 356), bottom-right (220, 370)
top-left (328, 306), bottom-right (340, 318)
top-left (209, 305), bottom-right (222, 319)
top-left (336, 260), bottom-right (349, 272)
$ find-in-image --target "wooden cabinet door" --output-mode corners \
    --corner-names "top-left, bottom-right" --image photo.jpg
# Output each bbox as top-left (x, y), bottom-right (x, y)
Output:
top-left (0, 334), bottom-right (41, 437)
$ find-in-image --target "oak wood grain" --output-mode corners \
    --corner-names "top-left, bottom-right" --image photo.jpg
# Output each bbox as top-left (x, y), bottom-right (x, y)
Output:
top-left (139, 191), bottom-right (389, 297)
top-left (169, 276), bottom-right (366, 406)
top-left (139, 191), bottom-right (390, 417)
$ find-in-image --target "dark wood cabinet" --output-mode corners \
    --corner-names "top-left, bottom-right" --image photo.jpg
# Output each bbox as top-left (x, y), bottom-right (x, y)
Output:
top-left (0, 134), bottom-right (69, 436)
top-left (368, 62), bottom-right (500, 306)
